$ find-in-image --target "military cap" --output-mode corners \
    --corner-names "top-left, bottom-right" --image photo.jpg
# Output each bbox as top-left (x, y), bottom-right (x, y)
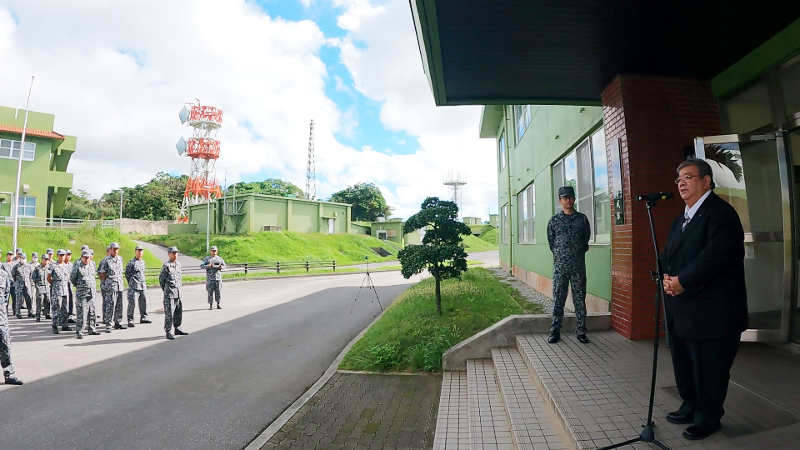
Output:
top-left (558, 186), bottom-right (576, 198)
top-left (46, 248), bottom-right (54, 255)
top-left (32, 251), bottom-right (38, 257)
top-left (134, 245), bottom-right (144, 251)
top-left (57, 249), bottom-right (66, 256)
top-left (210, 246), bottom-right (218, 251)
top-left (41, 253), bottom-right (51, 260)
top-left (15, 248), bottom-right (22, 253)
top-left (7, 250), bottom-right (14, 255)
top-left (81, 245), bottom-right (89, 250)
top-left (66, 249), bottom-right (72, 255)
top-left (89, 249), bottom-right (95, 256)
top-left (19, 253), bottom-right (27, 260)
top-left (167, 246), bottom-right (179, 253)
top-left (109, 242), bottom-right (120, 249)
top-left (81, 249), bottom-right (92, 257)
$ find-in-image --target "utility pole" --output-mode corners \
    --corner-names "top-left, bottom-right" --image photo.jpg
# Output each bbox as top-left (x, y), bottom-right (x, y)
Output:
top-left (119, 190), bottom-right (123, 227)
top-left (12, 76), bottom-right (35, 253)
top-left (305, 119), bottom-right (316, 200)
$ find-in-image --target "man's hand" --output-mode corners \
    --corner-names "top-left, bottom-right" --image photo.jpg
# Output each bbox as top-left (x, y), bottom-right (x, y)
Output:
top-left (663, 275), bottom-right (685, 296)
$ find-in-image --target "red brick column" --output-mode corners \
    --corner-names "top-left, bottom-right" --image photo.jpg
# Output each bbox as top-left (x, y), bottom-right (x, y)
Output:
top-left (602, 75), bottom-right (723, 339)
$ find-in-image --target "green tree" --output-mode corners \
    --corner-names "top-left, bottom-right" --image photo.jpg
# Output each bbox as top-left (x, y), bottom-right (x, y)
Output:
top-left (330, 183), bottom-right (392, 221)
top-left (61, 189), bottom-right (116, 220)
top-left (398, 197), bottom-right (471, 315)
top-left (101, 172), bottom-right (188, 221)
top-left (226, 179), bottom-right (304, 198)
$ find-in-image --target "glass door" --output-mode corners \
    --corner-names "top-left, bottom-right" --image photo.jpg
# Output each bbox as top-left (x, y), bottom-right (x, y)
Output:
top-left (694, 132), bottom-right (793, 342)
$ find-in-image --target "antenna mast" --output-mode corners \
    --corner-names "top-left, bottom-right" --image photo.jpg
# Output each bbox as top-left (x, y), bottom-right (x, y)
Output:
top-left (305, 119), bottom-right (316, 200)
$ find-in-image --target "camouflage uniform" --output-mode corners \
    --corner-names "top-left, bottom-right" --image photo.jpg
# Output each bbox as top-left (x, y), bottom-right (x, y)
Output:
top-left (50, 262), bottom-right (70, 329)
top-left (65, 258), bottom-right (75, 319)
top-left (31, 262), bottom-right (50, 321)
top-left (547, 208), bottom-right (592, 336)
top-left (70, 259), bottom-right (97, 335)
top-left (159, 259), bottom-right (183, 334)
top-left (1, 268), bottom-right (18, 379)
top-left (200, 254), bottom-right (225, 306)
top-left (125, 257), bottom-right (148, 322)
top-left (98, 254), bottom-right (125, 327)
top-left (11, 261), bottom-right (34, 318)
top-left (2, 259), bottom-right (17, 315)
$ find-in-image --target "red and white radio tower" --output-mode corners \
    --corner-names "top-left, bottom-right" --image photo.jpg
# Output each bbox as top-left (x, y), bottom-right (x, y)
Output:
top-left (176, 102), bottom-right (223, 223)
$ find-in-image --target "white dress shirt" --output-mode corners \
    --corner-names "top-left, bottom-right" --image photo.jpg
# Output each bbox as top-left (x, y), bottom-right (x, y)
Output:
top-left (684, 190), bottom-right (712, 222)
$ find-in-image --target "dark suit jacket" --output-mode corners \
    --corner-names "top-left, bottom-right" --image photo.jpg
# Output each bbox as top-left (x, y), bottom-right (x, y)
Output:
top-left (661, 191), bottom-right (748, 341)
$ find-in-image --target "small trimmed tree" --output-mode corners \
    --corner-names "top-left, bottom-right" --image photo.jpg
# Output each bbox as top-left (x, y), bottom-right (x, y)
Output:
top-left (398, 197), bottom-right (471, 315)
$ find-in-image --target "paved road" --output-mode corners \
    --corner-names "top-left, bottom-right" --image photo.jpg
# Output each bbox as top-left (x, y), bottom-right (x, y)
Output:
top-left (0, 271), bottom-right (418, 450)
top-left (133, 239), bottom-right (205, 266)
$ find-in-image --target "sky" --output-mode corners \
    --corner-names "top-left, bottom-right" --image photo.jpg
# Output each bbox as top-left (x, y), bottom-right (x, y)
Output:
top-left (0, 0), bottom-right (498, 221)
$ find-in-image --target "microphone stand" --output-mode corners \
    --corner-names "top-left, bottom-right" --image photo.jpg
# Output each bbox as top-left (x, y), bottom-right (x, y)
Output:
top-left (598, 195), bottom-right (670, 450)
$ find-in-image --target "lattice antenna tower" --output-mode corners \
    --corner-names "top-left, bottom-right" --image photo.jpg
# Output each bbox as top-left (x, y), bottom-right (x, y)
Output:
top-left (176, 101), bottom-right (223, 223)
top-left (306, 119), bottom-right (316, 200)
top-left (443, 171), bottom-right (467, 219)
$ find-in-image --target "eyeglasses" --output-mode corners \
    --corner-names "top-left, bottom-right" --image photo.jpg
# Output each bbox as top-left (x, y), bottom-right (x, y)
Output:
top-left (674, 174), bottom-right (701, 184)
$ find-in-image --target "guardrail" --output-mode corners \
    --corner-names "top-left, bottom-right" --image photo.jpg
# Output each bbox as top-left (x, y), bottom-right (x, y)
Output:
top-left (0, 217), bottom-right (116, 229)
top-left (143, 260), bottom-right (338, 276)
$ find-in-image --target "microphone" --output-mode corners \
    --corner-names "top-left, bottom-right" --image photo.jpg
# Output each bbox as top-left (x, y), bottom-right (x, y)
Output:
top-left (635, 192), bottom-right (673, 202)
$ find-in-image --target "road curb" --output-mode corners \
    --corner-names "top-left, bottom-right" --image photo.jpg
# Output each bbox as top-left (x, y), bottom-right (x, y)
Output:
top-left (243, 295), bottom-right (393, 450)
top-left (146, 268), bottom-right (403, 289)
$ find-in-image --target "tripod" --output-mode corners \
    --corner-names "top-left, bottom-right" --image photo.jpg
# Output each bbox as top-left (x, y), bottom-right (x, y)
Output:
top-left (599, 194), bottom-right (671, 450)
top-left (350, 257), bottom-right (384, 317)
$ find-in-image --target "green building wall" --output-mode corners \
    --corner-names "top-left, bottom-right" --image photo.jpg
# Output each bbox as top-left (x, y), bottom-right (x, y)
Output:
top-left (493, 105), bottom-right (612, 304)
top-left (0, 106), bottom-right (75, 218)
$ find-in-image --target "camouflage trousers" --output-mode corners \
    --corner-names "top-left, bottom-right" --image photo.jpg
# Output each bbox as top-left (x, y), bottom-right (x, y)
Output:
top-left (13, 288), bottom-right (32, 317)
top-left (551, 270), bottom-right (588, 335)
top-left (207, 280), bottom-right (221, 305)
top-left (76, 295), bottom-right (97, 335)
top-left (35, 290), bottom-right (50, 320)
top-left (1, 325), bottom-right (14, 377)
top-left (51, 295), bottom-right (68, 328)
top-left (163, 296), bottom-right (183, 334)
top-left (127, 289), bottom-right (148, 322)
top-left (102, 290), bottom-right (124, 326)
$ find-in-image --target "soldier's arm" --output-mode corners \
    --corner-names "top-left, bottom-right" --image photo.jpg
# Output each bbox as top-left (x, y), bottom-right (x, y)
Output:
top-left (582, 215), bottom-right (592, 253)
top-left (98, 260), bottom-right (108, 282)
top-left (200, 256), bottom-right (209, 269)
top-left (219, 257), bottom-right (225, 270)
top-left (547, 219), bottom-right (555, 253)
top-left (47, 271), bottom-right (52, 284)
top-left (70, 266), bottom-right (79, 286)
top-left (159, 265), bottom-right (168, 290)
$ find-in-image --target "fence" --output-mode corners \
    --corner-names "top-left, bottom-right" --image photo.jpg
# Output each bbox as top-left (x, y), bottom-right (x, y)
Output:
top-left (143, 260), bottom-right (338, 277)
top-left (0, 217), bottom-right (116, 230)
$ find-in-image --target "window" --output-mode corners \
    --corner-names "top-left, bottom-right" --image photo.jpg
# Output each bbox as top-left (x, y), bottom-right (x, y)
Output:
top-left (0, 139), bottom-right (35, 161)
top-left (513, 105), bottom-right (532, 143)
top-left (17, 196), bottom-right (37, 217)
top-left (517, 184), bottom-right (535, 243)
top-left (552, 127), bottom-right (610, 243)
top-left (498, 131), bottom-right (507, 171)
top-left (501, 203), bottom-right (509, 244)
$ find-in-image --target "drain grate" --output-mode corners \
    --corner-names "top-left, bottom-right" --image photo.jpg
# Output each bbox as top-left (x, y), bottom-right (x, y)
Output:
top-left (663, 383), bottom-right (799, 438)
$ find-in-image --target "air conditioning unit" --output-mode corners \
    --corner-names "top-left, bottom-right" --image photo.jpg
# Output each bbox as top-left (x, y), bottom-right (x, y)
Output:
top-left (262, 225), bottom-right (282, 232)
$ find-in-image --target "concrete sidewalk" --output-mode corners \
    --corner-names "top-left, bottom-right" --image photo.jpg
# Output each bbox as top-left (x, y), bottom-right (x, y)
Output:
top-left (133, 239), bottom-right (205, 267)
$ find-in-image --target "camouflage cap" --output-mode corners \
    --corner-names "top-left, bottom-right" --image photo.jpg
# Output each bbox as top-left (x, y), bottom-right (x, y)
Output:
top-left (6, 250), bottom-right (13, 255)
top-left (109, 242), bottom-right (120, 249)
top-left (81, 249), bottom-right (92, 257)
top-left (167, 246), bottom-right (179, 253)
top-left (19, 253), bottom-right (27, 260)
top-left (89, 249), bottom-right (95, 256)
top-left (210, 246), bottom-right (218, 251)
top-left (57, 249), bottom-right (66, 256)
top-left (41, 253), bottom-right (51, 260)
top-left (66, 249), bottom-right (72, 255)
top-left (15, 248), bottom-right (22, 253)
top-left (46, 248), bottom-right (54, 254)
top-left (81, 245), bottom-right (89, 250)
top-left (134, 245), bottom-right (144, 251)
top-left (31, 252), bottom-right (38, 257)
top-left (558, 186), bottom-right (576, 198)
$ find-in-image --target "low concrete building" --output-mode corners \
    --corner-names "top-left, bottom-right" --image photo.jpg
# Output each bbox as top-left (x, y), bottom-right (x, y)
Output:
top-left (463, 216), bottom-right (482, 225)
top-left (370, 220), bottom-right (423, 247)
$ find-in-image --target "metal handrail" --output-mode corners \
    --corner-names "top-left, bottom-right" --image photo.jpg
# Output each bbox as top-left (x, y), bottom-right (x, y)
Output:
top-left (0, 216), bottom-right (116, 229)
top-left (143, 260), bottom-right (337, 276)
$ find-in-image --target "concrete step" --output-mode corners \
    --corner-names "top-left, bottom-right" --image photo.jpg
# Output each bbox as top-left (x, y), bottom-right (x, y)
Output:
top-left (467, 359), bottom-right (515, 449)
top-left (433, 371), bottom-right (470, 450)
top-left (492, 347), bottom-right (569, 450)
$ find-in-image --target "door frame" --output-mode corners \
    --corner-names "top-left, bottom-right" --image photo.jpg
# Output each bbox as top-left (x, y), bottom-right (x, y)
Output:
top-left (694, 131), bottom-right (794, 342)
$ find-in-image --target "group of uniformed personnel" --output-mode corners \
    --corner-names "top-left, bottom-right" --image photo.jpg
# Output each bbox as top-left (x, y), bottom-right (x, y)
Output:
top-left (1, 242), bottom-right (227, 385)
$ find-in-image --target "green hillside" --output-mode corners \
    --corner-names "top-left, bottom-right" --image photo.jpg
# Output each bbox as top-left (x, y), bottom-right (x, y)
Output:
top-left (461, 234), bottom-right (498, 252)
top-left (0, 226), bottom-right (161, 267)
top-left (141, 232), bottom-right (399, 265)
top-left (479, 227), bottom-right (498, 244)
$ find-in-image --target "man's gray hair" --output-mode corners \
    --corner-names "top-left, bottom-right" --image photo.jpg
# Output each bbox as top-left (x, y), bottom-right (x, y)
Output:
top-left (677, 158), bottom-right (715, 189)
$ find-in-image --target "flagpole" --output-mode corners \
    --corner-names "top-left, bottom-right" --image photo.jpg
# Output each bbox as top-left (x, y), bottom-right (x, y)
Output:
top-left (12, 76), bottom-right (35, 252)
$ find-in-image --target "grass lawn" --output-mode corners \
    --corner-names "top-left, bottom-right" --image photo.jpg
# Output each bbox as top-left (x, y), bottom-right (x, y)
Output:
top-left (461, 234), bottom-right (498, 252)
top-left (140, 232), bottom-right (399, 265)
top-left (339, 267), bottom-right (544, 373)
top-left (479, 227), bottom-right (498, 244)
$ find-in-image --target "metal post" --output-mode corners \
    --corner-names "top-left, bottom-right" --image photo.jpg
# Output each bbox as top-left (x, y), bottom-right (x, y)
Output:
top-left (11, 76), bottom-right (35, 253)
top-left (206, 198), bottom-right (211, 253)
top-left (119, 190), bottom-right (123, 227)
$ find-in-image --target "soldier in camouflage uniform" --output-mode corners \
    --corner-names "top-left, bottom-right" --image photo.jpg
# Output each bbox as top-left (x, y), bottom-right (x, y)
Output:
top-left (48, 250), bottom-right (73, 334)
top-left (32, 253), bottom-right (51, 322)
top-left (160, 247), bottom-right (189, 340)
top-left (3, 250), bottom-right (16, 315)
top-left (65, 249), bottom-right (76, 324)
top-left (98, 242), bottom-right (126, 332)
top-left (11, 254), bottom-right (34, 319)
top-left (71, 250), bottom-right (101, 339)
top-left (201, 245), bottom-right (226, 310)
top-left (125, 245), bottom-right (150, 326)
top-left (0, 253), bottom-right (23, 386)
top-left (547, 186), bottom-right (592, 344)
top-left (43, 248), bottom-right (55, 318)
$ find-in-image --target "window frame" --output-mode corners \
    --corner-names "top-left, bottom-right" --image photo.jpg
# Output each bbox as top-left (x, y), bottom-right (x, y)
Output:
top-left (0, 139), bottom-right (36, 162)
top-left (17, 196), bottom-right (37, 217)
top-left (501, 203), bottom-right (509, 244)
top-left (498, 131), bottom-right (507, 171)
top-left (513, 105), bottom-right (532, 144)
top-left (516, 183), bottom-right (535, 244)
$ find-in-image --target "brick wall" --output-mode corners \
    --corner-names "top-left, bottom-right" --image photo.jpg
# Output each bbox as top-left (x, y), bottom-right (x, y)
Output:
top-left (602, 75), bottom-right (723, 339)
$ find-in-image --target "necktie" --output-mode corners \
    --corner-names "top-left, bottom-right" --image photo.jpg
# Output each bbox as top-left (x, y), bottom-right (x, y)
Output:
top-left (682, 213), bottom-right (690, 231)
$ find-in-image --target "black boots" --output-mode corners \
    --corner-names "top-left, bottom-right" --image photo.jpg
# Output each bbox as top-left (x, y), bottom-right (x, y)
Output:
top-left (4, 375), bottom-right (23, 385)
top-left (548, 329), bottom-right (561, 344)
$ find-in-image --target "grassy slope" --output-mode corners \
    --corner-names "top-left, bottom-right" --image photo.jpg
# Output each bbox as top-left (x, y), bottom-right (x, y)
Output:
top-left (0, 226), bottom-right (161, 268)
top-left (461, 234), bottom-right (498, 252)
top-left (479, 227), bottom-right (498, 244)
top-left (141, 232), bottom-right (399, 265)
top-left (339, 268), bottom-right (544, 373)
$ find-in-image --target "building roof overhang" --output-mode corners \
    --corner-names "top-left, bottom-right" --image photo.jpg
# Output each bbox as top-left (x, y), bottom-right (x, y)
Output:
top-left (0, 124), bottom-right (66, 141)
top-left (410, 0), bottom-right (800, 106)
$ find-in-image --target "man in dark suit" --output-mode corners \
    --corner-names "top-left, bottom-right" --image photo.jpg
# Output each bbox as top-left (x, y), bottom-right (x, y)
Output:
top-left (661, 158), bottom-right (748, 440)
